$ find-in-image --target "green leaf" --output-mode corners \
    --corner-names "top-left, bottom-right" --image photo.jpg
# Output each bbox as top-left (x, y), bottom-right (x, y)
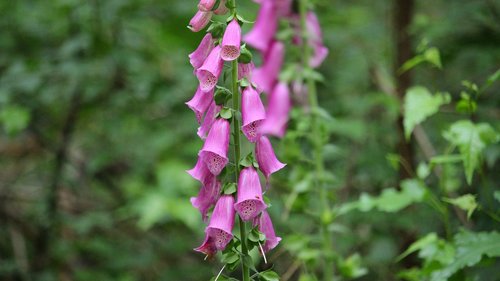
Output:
top-left (442, 194), bottom-right (477, 219)
top-left (403, 86), bottom-right (450, 140)
top-left (423, 47), bottom-right (442, 69)
top-left (0, 105), bottom-right (31, 136)
top-left (397, 233), bottom-right (439, 261)
top-left (431, 231), bottom-right (500, 281)
top-left (376, 179), bottom-right (427, 212)
top-left (416, 162), bottom-right (431, 179)
top-left (239, 152), bottom-right (254, 168)
top-left (207, 21), bottom-right (226, 38)
top-left (215, 86), bottom-right (233, 106)
top-left (219, 107), bottom-right (233, 120)
top-left (259, 271), bottom-right (279, 281)
top-left (238, 45), bottom-right (252, 64)
top-left (221, 251), bottom-right (240, 264)
top-left (222, 182), bottom-right (237, 195)
top-left (338, 253), bottom-right (368, 279)
top-left (397, 232), bottom-right (455, 267)
top-left (485, 68), bottom-right (500, 88)
top-left (443, 120), bottom-right (500, 184)
top-left (399, 55), bottom-right (426, 74)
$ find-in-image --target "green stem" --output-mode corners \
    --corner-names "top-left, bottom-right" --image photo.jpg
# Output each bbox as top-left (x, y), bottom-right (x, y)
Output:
top-left (228, 2), bottom-right (250, 275)
top-left (299, 1), bottom-right (334, 280)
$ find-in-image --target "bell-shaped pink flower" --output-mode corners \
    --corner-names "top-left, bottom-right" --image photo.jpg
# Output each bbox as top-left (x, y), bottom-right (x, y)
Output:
top-left (191, 173), bottom-right (221, 221)
top-left (253, 210), bottom-right (281, 252)
top-left (213, 0), bottom-right (228, 15)
top-left (234, 167), bottom-right (267, 221)
top-left (255, 136), bottom-right (286, 179)
top-left (238, 62), bottom-right (254, 81)
top-left (196, 45), bottom-right (224, 92)
top-left (252, 41), bottom-right (284, 94)
top-left (186, 86), bottom-right (214, 124)
top-left (221, 20), bottom-right (241, 61)
top-left (198, 0), bottom-right (216, 11)
top-left (244, 1), bottom-right (278, 53)
top-left (206, 195), bottom-right (235, 250)
top-left (194, 233), bottom-right (218, 258)
top-left (311, 44), bottom-right (329, 68)
top-left (187, 157), bottom-right (211, 183)
top-left (199, 118), bottom-right (230, 175)
top-left (198, 101), bottom-right (221, 139)
top-left (189, 33), bottom-right (215, 70)
top-left (188, 10), bottom-right (212, 32)
top-left (307, 12), bottom-right (328, 67)
top-left (241, 87), bottom-right (266, 142)
top-left (260, 82), bottom-right (291, 138)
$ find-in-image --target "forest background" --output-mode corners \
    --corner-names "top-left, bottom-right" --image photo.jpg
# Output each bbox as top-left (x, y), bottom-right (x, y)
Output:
top-left (0, 0), bottom-right (499, 280)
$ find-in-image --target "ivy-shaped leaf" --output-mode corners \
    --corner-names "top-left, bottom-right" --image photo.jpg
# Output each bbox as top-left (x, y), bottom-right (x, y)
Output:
top-left (431, 231), bottom-right (500, 281)
top-left (443, 120), bottom-right (500, 185)
top-left (403, 86), bottom-right (450, 140)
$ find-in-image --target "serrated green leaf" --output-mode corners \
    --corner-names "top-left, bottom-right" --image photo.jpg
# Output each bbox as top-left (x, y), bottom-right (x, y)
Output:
top-left (443, 194), bottom-right (477, 219)
top-left (403, 87), bottom-right (450, 140)
top-left (443, 120), bottom-right (500, 185)
top-left (431, 231), bottom-right (500, 281)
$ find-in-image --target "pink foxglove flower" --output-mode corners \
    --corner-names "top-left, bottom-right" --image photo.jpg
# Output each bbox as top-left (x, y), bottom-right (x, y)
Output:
top-left (194, 234), bottom-right (218, 258)
top-left (252, 41), bottom-right (284, 94)
top-left (234, 167), bottom-right (267, 221)
top-left (186, 86), bottom-right (214, 124)
top-left (260, 82), bottom-right (291, 138)
top-left (187, 157), bottom-right (211, 183)
top-left (196, 45), bottom-right (224, 92)
top-left (244, 1), bottom-right (278, 53)
top-left (198, 0), bottom-right (216, 11)
top-left (253, 210), bottom-right (281, 252)
top-left (221, 20), bottom-right (241, 61)
top-left (213, 0), bottom-right (228, 15)
top-left (307, 12), bottom-right (328, 67)
top-left (255, 136), bottom-right (286, 179)
top-left (191, 174), bottom-right (221, 221)
top-left (206, 195), bottom-right (235, 250)
top-left (241, 87), bottom-right (266, 142)
top-left (199, 118), bottom-right (230, 175)
top-left (197, 101), bottom-right (221, 139)
top-left (188, 10), bottom-right (212, 32)
top-left (189, 33), bottom-right (215, 70)
top-left (238, 62), bottom-right (254, 81)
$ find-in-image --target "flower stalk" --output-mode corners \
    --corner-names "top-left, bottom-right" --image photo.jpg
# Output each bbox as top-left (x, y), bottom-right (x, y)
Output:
top-left (228, 2), bottom-right (251, 280)
top-left (299, 0), bottom-right (334, 280)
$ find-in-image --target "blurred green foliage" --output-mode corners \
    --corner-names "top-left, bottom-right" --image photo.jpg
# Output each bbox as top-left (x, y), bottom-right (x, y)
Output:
top-left (0, 0), bottom-right (499, 281)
